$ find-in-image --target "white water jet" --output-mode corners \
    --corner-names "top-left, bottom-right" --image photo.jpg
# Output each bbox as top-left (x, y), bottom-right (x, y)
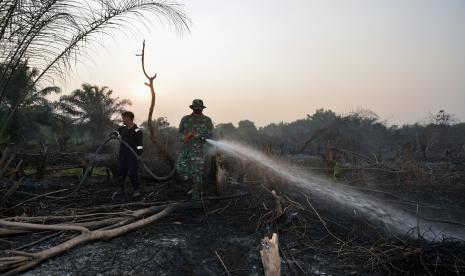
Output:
top-left (207, 139), bottom-right (464, 241)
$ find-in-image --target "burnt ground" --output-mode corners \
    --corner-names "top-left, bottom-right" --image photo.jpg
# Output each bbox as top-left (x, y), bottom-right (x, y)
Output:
top-left (2, 170), bottom-right (465, 275)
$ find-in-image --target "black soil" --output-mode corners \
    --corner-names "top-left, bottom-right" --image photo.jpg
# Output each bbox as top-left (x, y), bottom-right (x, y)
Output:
top-left (3, 173), bottom-right (465, 275)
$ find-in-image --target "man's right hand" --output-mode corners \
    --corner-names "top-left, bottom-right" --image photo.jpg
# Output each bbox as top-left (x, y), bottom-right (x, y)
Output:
top-left (183, 132), bottom-right (195, 144)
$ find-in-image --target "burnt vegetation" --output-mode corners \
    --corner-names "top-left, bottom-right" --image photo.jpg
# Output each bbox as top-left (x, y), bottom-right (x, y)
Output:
top-left (1, 1), bottom-right (465, 275)
top-left (1, 103), bottom-right (464, 275)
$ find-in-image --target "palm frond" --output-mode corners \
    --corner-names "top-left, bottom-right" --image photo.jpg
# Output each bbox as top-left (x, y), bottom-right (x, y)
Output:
top-left (0, 0), bottom-right (190, 136)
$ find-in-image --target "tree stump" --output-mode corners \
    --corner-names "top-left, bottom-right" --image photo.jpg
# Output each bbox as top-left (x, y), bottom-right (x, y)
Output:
top-left (260, 233), bottom-right (281, 276)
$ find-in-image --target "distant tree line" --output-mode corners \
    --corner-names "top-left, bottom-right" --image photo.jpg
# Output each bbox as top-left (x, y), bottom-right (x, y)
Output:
top-left (214, 108), bottom-right (465, 162)
top-left (1, 67), bottom-right (464, 164)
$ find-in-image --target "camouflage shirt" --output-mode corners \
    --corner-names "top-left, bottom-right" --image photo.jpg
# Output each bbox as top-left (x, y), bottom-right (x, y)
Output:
top-left (176, 113), bottom-right (213, 198)
top-left (178, 113), bottom-right (213, 153)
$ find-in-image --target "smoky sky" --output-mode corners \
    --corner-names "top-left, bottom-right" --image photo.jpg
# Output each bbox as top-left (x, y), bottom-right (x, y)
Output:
top-left (60, 0), bottom-right (465, 126)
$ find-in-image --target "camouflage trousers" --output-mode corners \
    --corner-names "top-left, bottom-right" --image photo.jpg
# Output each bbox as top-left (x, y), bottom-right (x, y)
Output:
top-left (176, 149), bottom-right (206, 199)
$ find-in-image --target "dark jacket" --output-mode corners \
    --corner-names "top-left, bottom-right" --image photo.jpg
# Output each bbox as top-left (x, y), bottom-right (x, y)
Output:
top-left (116, 124), bottom-right (143, 157)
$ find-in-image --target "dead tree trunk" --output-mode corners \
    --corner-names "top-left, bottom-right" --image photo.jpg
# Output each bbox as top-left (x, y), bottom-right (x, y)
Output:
top-left (35, 143), bottom-right (48, 180)
top-left (210, 153), bottom-right (225, 196)
top-left (137, 40), bottom-right (175, 166)
top-left (0, 201), bottom-right (203, 275)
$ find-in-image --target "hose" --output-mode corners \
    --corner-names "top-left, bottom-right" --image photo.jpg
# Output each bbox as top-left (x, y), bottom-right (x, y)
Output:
top-left (117, 137), bottom-right (177, 181)
top-left (52, 135), bottom-right (176, 199)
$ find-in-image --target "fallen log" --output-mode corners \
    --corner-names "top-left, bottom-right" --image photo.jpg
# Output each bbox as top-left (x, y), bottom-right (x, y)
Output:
top-left (0, 201), bottom-right (199, 275)
top-left (0, 193), bottom-right (248, 275)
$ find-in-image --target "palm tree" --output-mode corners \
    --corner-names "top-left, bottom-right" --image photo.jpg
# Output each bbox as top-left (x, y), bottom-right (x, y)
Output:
top-left (0, 0), bottom-right (189, 137)
top-left (0, 62), bottom-right (61, 143)
top-left (58, 83), bottom-right (131, 140)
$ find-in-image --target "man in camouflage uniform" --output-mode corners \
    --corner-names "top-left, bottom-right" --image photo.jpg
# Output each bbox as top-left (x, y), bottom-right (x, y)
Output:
top-left (177, 99), bottom-right (213, 199)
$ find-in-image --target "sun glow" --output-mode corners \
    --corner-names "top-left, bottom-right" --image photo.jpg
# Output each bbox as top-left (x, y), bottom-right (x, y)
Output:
top-left (130, 83), bottom-right (151, 100)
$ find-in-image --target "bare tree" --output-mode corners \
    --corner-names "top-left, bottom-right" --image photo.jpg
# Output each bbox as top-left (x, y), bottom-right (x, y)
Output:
top-left (137, 40), bottom-right (175, 165)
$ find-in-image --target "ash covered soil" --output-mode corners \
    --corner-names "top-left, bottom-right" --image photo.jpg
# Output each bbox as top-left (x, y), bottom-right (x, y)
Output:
top-left (5, 173), bottom-right (465, 276)
top-left (22, 179), bottom-right (270, 276)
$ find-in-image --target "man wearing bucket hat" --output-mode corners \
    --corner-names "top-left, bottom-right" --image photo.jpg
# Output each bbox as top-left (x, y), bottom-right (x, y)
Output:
top-left (177, 99), bottom-right (213, 199)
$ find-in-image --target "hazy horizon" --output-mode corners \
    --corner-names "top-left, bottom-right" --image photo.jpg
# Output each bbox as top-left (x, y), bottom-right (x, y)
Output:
top-left (55, 0), bottom-right (465, 127)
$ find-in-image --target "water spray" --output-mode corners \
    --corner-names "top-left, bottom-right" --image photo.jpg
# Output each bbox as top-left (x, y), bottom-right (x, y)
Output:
top-left (206, 139), bottom-right (464, 241)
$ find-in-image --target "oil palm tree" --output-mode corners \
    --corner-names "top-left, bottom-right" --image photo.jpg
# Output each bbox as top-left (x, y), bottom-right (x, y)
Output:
top-left (0, 62), bottom-right (61, 143)
top-left (58, 83), bottom-right (131, 140)
top-left (0, 0), bottom-right (189, 137)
